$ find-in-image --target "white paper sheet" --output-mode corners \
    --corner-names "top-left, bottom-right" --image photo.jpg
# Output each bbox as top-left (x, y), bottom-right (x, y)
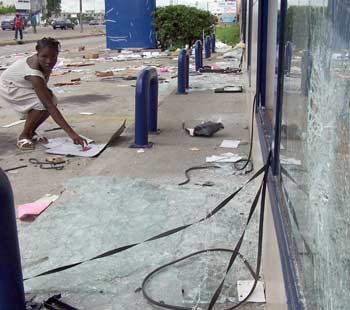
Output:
top-left (43, 136), bottom-right (94, 149)
top-left (46, 142), bottom-right (107, 157)
top-left (237, 280), bottom-right (266, 302)
top-left (220, 139), bottom-right (240, 149)
top-left (43, 121), bottom-right (125, 158)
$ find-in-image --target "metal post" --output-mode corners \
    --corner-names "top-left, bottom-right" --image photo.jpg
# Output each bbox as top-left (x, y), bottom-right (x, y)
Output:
top-left (130, 67), bottom-right (159, 148)
top-left (148, 75), bottom-right (159, 133)
top-left (205, 36), bottom-right (211, 58)
top-left (185, 52), bottom-right (189, 89)
top-left (79, 0), bottom-right (83, 33)
top-left (195, 40), bottom-right (203, 71)
top-left (210, 33), bottom-right (216, 53)
top-left (177, 49), bottom-right (187, 94)
top-left (0, 169), bottom-right (26, 310)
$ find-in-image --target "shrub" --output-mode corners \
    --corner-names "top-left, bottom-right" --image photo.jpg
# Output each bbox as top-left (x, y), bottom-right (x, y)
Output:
top-left (153, 5), bottom-right (215, 49)
top-left (215, 24), bottom-right (240, 46)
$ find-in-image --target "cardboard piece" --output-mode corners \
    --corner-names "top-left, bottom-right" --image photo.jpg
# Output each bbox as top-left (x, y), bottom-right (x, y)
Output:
top-left (96, 71), bottom-right (114, 77)
top-left (83, 53), bottom-right (99, 59)
top-left (18, 194), bottom-right (59, 220)
top-left (45, 120), bottom-right (126, 157)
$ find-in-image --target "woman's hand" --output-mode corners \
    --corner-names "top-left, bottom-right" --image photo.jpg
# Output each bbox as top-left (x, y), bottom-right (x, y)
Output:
top-left (70, 133), bottom-right (89, 150)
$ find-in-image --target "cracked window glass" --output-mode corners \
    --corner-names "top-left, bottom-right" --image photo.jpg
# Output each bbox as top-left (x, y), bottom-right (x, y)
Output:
top-left (279, 1), bottom-right (350, 308)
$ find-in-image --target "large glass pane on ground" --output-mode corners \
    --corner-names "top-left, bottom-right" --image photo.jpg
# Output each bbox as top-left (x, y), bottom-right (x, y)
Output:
top-left (280, 1), bottom-right (350, 309)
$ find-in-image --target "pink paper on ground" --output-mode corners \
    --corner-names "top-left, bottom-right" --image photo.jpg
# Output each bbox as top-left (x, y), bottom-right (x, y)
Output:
top-left (18, 202), bottom-right (52, 219)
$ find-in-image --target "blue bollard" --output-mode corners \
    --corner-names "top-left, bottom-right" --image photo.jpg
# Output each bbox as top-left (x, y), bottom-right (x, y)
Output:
top-left (211, 33), bottom-right (216, 53)
top-left (130, 67), bottom-right (158, 148)
top-left (148, 75), bottom-right (159, 133)
top-left (185, 52), bottom-right (189, 89)
top-left (205, 36), bottom-right (211, 58)
top-left (195, 40), bottom-right (203, 71)
top-left (0, 169), bottom-right (26, 310)
top-left (177, 49), bottom-right (187, 94)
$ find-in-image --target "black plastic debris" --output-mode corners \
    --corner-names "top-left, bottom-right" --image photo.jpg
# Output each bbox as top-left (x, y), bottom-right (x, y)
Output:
top-left (193, 121), bottom-right (224, 137)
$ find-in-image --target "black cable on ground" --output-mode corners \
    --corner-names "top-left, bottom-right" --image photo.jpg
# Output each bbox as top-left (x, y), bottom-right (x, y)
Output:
top-left (142, 249), bottom-right (257, 310)
top-left (142, 153), bottom-right (271, 310)
top-left (234, 94), bottom-right (256, 171)
top-left (178, 165), bottom-right (220, 186)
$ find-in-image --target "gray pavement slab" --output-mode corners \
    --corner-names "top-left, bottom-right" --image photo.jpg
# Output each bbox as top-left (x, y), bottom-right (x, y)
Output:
top-left (1, 40), bottom-right (266, 309)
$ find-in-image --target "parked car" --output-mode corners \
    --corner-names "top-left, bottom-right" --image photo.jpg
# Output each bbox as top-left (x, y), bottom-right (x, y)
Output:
top-left (1, 19), bottom-right (15, 31)
top-left (88, 20), bottom-right (99, 25)
top-left (52, 18), bottom-right (74, 30)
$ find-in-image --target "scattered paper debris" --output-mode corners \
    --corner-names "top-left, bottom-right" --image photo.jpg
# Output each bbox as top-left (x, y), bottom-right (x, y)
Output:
top-left (237, 280), bottom-right (265, 302)
top-left (66, 63), bottom-right (95, 67)
top-left (17, 194), bottom-right (59, 220)
top-left (1, 120), bottom-right (25, 128)
top-left (280, 156), bottom-right (302, 166)
top-left (96, 70), bottom-right (114, 77)
top-left (45, 156), bottom-right (65, 164)
top-left (220, 140), bottom-right (240, 149)
top-left (123, 75), bottom-right (137, 80)
top-left (190, 147), bottom-right (200, 151)
top-left (51, 71), bottom-right (70, 76)
top-left (79, 112), bottom-right (95, 115)
top-left (83, 53), bottom-right (99, 59)
top-left (137, 149), bottom-right (145, 153)
top-left (53, 81), bottom-right (81, 87)
top-left (71, 78), bottom-right (81, 82)
top-left (206, 153), bottom-right (242, 163)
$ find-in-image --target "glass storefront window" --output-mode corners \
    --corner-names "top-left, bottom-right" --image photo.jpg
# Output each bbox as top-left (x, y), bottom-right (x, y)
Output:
top-left (278, 1), bottom-right (350, 308)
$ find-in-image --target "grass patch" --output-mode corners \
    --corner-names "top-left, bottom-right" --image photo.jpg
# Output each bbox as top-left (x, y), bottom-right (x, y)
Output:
top-left (215, 24), bottom-right (241, 46)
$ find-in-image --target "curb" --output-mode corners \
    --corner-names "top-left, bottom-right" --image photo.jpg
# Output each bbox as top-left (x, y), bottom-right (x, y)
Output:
top-left (0, 33), bottom-right (105, 47)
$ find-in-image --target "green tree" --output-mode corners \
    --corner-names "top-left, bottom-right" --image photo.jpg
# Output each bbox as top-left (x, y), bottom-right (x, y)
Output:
top-left (0, 5), bottom-right (16, 14)
top-left (46, 0), bottom-right (61, 18)
top-left (153, 5), bottom-right (215, 49)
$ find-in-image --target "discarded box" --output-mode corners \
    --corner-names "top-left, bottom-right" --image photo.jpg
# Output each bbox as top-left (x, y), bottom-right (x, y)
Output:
top-left (96, 71), bottom-right (114, 77)
top-left (83, 53), bottom-right (99, 59)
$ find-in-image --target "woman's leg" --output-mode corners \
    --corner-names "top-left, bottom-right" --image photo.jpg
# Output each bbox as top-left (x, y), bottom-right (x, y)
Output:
top-left (19, 109), bottom-right (49, 140)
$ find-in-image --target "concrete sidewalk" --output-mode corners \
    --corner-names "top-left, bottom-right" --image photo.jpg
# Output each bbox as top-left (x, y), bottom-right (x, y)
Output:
top-left (2, 44), bottom-right (266, 309)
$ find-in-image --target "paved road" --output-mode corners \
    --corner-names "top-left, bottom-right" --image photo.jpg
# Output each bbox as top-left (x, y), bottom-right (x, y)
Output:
top-left (0, 35), bottom-right (107, 57)
top-left (0, 24), bottom-right (105, 48)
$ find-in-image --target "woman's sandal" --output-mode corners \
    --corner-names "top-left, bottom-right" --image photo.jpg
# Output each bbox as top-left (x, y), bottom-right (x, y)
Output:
top-left (17, 138), bottom-right (35, 150)
top-left (31, 133), bottom-right (49, 144)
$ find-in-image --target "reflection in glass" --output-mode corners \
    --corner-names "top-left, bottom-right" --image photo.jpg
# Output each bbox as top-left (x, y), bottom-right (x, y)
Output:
top-left (279, 1), bottom-right (350, 309)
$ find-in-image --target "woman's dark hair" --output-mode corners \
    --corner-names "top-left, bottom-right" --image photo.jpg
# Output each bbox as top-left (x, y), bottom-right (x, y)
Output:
top-left (36, 37), bottom-right (61, 53)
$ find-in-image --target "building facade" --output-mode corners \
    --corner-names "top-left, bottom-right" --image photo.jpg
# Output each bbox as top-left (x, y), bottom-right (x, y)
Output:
top-left (244, 0), bottom-right (350, 309)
